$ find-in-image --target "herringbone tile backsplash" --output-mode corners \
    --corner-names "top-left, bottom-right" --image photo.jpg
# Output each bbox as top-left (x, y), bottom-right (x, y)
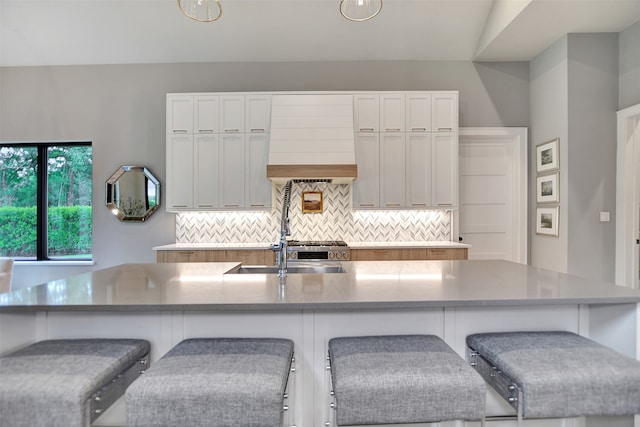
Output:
top-left (176, 183), bottom-right (451, 243)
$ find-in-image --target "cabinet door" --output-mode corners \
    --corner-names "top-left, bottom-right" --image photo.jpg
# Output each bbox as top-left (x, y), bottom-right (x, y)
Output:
top-left (353, 94), bottom-right (379, 132)
top-left (219, 95), bottom-right (245, 133)
top-left (245, 94), bottom-right (271, 133)
top-left (406, 93), bottom-right (432, 132)
top-left (432, 93), bottom-right (458, 132)
top-left (166, 95), bottom-right (193, 134)
top-left (194, 95), bottom-right (218, 134)
top-left (406, 133), bottom-right (432, 208)
top-left (427, 248), bottom-right (467, 260)
top-left (245, 133), bottom-right (271, 209)
top-left (220, 133), bottom-right (245, 209)
top-left (380, 133), bottom-right (406, 208)
top-left (432, 132), bottom-right (458, 208)
top-left (166, 134), bottom-right (194, 210)
top-left (353, 133), bottom-right (380, 209)
top-left (194, 134), bottom-right (220, 209)
top-left (380, 93), bottom-right (405, 132)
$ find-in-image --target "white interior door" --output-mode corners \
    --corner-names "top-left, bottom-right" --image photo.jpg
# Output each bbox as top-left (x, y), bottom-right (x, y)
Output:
top-left (456, 128), bottom-right (528, 263)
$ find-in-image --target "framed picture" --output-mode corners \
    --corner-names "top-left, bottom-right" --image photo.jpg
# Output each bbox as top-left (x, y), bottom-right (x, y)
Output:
top-left (536, 138), bottom-right (559, 173)
top-left (302, 191), bottom-right (323, 213)
top-left (536, 172), bottom-right (559, 203)
top-left (536, 206), bottom-right (559, 236)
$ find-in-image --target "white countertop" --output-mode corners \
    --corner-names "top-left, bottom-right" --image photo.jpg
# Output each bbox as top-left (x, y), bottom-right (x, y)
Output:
top-left (153, 241), bottom-right (470, 251)
top-left (1, 260), bottom-right (639, 312)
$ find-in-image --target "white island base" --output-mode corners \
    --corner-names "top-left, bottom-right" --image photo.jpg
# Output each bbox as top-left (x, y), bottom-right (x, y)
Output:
top-left (1, 261), bottom-right (639, 427)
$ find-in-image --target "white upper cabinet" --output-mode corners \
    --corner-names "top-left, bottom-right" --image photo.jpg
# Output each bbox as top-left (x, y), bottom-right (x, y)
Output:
top-left (220, 133), bottom-right (245, 209)
top-left (219, 95), bottom-right (245, 133)
top-left (432, 93), bottom-right (458, 132)
top-left (353, 133), bottom-right (380, 209)
top-left (380, 93), bottom-right (405, 132)
top-left (432, 132), bottom-right (458, 207)
top-left (406, 132), bottom-right (432, 208)
top-left (245, 94), bottom-right (271, 133)
top-left (406, 93), bottom-right (432, 132)
top-left (166, 134), bottom-right (194, 209)
top-left (193, 134), bottom-right (220, 209)
top-left (245, 133), bottom-right (272, 209)
top-left (166, 95), bottom-right (193, 134)
top-left (354, 94), bottom-right (379, 132)
top-left (194, 95), bottom-right (219, 134)
top-left (380, 133), bottom-right (406, 208)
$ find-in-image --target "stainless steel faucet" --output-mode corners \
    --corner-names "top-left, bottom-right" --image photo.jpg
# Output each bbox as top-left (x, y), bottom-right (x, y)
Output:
top-left (271, 180), bottom-right (293, 277)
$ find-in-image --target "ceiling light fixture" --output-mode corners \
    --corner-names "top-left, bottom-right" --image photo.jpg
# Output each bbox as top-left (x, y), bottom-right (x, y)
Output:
top-left (339, 0), bottom-right (382, 22)
top-left (178, 0), bottom-right (222, 23)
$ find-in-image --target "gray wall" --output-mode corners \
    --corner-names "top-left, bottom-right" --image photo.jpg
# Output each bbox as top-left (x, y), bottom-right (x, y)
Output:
top-left (529, 33), bottom-right (619, 281)
top-left (529, 37), bottom-right (570, 273)
top-left (619, 20), bottom-right (640, 110)
top-left (0, 60), bottom-right (530, 288)
top-left (567, 33), bottom-right (618, 282)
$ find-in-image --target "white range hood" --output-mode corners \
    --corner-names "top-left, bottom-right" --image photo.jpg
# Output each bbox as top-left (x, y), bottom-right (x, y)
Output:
top-left (267, 94), bottom-right (357, 184)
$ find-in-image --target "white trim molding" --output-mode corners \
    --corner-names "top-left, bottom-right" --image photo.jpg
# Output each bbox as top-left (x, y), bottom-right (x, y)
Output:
top-left (615, 103), bottom-right (640, 289)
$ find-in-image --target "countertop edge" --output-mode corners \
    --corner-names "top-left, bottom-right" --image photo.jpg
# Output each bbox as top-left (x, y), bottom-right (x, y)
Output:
top-left (153, 241), bottom-right (470, 251)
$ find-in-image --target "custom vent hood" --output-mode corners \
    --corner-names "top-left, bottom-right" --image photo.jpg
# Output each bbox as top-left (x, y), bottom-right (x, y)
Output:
top-left (267, 94), bottom-right (357, 184)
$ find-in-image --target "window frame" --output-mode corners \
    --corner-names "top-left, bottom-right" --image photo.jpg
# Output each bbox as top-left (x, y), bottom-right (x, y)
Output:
top-left (1, 140), bottom-right (93, 262)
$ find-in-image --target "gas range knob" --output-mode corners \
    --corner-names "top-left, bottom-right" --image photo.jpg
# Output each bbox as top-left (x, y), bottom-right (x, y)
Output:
top-left (342, 251), bottom-right (350, 260)
top-left (329, 252), bottom-right (335, 259)
top-left (289, 252), bottom-right (297, 260)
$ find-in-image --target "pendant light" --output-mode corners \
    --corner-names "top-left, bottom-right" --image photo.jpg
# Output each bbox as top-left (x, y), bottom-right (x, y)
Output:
top-left (339, 0), bottom-right (382, 22)
top-left (177, 0), bottom-right (222, 22)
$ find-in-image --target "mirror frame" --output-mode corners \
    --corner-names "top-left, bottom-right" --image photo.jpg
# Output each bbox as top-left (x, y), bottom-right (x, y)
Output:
top-left (106, 166), bottom-right (161, 222)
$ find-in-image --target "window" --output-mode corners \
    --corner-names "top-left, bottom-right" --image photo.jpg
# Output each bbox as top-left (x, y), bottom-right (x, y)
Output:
top-left (0, 142), bottom-right (92, 261)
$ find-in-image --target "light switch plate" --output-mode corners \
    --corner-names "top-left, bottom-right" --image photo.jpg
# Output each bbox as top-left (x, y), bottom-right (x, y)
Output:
top-left (600, 211), bottom-right (610, 222)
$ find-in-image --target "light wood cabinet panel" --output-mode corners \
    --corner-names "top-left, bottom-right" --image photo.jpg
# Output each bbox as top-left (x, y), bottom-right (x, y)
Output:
top-left (351, 247), bottom-right (467, 261)
top-left (426, 248), bottom-right (467, 260)
top-left (157, 250), bottom-right (275, 264)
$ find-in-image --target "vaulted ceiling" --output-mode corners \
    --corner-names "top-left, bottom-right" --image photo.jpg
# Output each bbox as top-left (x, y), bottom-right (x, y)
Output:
top-left (1, 0), bottom-right (639, 67)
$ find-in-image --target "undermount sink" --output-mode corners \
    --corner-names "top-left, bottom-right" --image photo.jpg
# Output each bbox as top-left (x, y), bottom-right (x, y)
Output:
top-left (226, 265), bottom-right (346, 275)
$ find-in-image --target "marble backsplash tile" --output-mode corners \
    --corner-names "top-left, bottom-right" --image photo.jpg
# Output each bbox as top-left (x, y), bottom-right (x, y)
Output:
top-left (176, 183), bottom-right (451, 243)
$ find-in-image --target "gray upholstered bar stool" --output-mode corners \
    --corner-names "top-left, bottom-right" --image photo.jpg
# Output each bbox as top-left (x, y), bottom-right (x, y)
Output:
top-left (0, 338), bottom-right (150, 427)
top-left (327, 335), bottom-right (486, 426)
top-left (466, 331), bottom-right (640, 425)
top-left (126, 337), bottom-right (295, 427)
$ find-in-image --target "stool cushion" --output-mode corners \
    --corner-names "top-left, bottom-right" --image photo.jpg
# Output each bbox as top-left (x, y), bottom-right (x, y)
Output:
top-left (329, 335), bottom-right (486, 425)
top-left (467, 331), bottom-right (640, 418)
top-left (0, 338), bottom-right (151, 427)
top-left (126, 338), bottom-right (294, 427)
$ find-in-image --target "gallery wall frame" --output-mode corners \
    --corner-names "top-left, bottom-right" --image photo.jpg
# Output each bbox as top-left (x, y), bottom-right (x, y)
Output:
top-left (536, 138), bottom-right (559, 173)
top-left (536, 172), bottom-right (559, 204)
top-left (536, 206), bottom-right (559, 236)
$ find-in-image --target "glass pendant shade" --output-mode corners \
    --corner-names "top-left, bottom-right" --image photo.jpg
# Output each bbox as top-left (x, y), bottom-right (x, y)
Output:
top-left (339, 0), bottom-right (382, 22)
top-left (177, 0), bottom-right (222, 22)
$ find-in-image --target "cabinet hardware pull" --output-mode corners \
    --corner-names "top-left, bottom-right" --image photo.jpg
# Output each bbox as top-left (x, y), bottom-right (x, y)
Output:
top-left (178, 251), bottom-right (194, 255)
top-left (386, 203), bottom-right (401, 207)
top-left (386, 128), bottom-right (401, 132)
top-left (197, 129), bottom-right (214, 133)
top-left (437, 203), bottom-right (452, 206)
top-left (411, 203), bottom-right (427, 206)
top-left (250, 129), bottom-right (265, 132)
top-left (437, 127), bottom-right (452, 131)
top-left (250, 204), bottom-right (265, 207)
top-left (359, 128), bottom-right (375, 132)
top-left (411, 128), bottom-right (426, 131)
top-left (172, 130), bottom-right (188, 133)
top-left (224, 204), bottom-right (240, 207)
top-left (198, 204), bottom-right (214, 207)
top-left (359, 203), bottom-right (375, 207)
top-left (224, 129), bottom-right (240, 132)
top-left (173, 205), bottom-right (188, 208)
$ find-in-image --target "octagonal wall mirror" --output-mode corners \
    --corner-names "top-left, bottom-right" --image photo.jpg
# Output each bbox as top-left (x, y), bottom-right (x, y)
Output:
top-left (106, 166), bottom-right (161, 222)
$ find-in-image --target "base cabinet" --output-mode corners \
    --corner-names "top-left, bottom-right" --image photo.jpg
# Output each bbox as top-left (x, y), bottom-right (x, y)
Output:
top-left (351, 247), bottom-right (467, 261)
top-left (157, 250), bottom-right (275, 264)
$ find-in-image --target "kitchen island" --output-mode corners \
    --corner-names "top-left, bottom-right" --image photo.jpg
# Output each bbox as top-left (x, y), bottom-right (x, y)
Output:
top-left (1, 260), bottom-right (639, 426)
